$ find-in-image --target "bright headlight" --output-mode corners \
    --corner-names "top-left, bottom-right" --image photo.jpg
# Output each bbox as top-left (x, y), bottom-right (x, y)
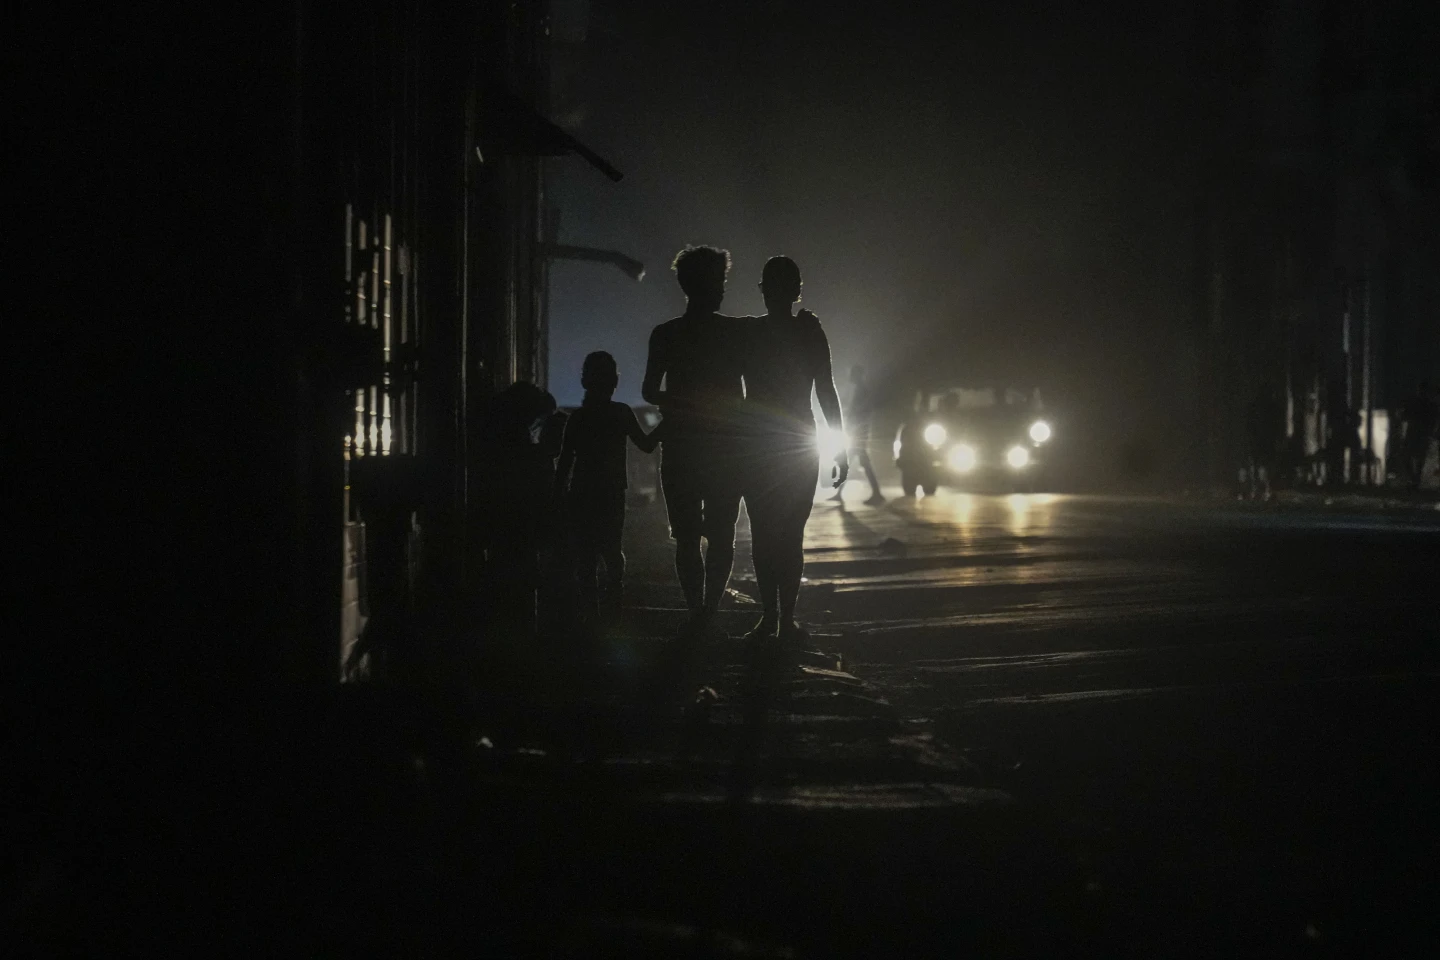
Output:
top-left (946, 444), bottom-right (977, 472)
top-left (923, 423), bottom-right (947, 448)
top-left (1029, 420), bottom-right (1051, 443)
top-left (818, 427), bottom-right (850, 461)
top-left (1006, 445), bottom-right (1031, 469)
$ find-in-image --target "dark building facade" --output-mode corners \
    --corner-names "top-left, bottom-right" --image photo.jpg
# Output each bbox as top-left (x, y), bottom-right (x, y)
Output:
top-left (297, 0), bottom-right (619, 686)
top-left (21, 0), bottom-right (616, 717)
top-left (1195, 0), bottom-right (1440, 487)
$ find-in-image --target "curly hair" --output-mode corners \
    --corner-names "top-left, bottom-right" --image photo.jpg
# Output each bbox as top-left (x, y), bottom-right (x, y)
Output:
top-left (671, 245), bottom-right (732, 300)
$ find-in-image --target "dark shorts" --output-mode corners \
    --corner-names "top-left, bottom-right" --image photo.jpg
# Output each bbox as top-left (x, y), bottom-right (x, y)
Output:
top-left (660, 440), bottom-right (742, 542)
top-left (568, 489), bottom-right (625, 555)
top-left (744, 448), bottom-right (819, 534)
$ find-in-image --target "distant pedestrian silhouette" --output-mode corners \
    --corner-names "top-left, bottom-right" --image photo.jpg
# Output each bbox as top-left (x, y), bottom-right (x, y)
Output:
top-left (554, 351), bottom-right (658, 633)
top-left (1242, 383), bottom-right (1283, 500)
top-left (830, 364), bottom-right (883, 504)
top-left (642, 246), bottom-right (748, 631)
top-left (1401, 379), bottom-right (1437, 489)
top-left (740, 256), bottom-right (847, 644)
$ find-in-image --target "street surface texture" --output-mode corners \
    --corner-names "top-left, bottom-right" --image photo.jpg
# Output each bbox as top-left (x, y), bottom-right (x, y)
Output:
top-left (30, 490), bottom-right (1440, 956)
top-left (586, 487), bottom-right (1440, 956)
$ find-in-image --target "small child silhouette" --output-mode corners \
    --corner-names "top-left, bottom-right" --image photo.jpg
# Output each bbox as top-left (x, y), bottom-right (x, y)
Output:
top-left (555, 351), bottom-right (660, 631)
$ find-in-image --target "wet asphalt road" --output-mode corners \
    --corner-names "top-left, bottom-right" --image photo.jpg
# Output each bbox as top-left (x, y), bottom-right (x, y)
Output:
top-left (785, 488), bottom-right (1440, 952)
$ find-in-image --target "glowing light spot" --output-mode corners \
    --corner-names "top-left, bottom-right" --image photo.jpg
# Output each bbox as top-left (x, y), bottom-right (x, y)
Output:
top-left (1006, 445), bottom-right (1031, 468)
top-left (946, 444), bottom-right (977, 472)
top-left (953, 493), bottom-right (974, 523)
top-left (817, 427), bottom-right (850, 461)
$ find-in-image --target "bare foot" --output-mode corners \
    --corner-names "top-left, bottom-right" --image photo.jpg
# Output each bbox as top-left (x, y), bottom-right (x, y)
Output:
top-left (744, 615), bottom-right (779, 641)
top-left (777, 620), bottom-right (810, 647)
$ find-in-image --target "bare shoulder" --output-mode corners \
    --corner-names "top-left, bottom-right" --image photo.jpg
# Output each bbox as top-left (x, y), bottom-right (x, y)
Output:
top-left (651, 316), bottom-right (684, 339)
top-left (797, 309), bottom-right (828, 344)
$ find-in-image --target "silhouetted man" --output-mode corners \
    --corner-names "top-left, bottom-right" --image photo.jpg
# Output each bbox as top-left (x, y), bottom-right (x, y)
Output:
top-left (741, 256), bottom-right (847, 644)
top-left (830, 364), bottom-right (884, 504)
top-left (642, 246), bottom-right (746, 630)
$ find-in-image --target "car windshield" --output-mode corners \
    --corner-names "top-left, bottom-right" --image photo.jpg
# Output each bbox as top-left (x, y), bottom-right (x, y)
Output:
top-left (953, 405), bottom-right (1030, 435)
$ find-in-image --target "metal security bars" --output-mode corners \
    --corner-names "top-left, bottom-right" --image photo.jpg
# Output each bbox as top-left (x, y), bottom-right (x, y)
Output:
top-left (345, 207), bottom-right (418, 459)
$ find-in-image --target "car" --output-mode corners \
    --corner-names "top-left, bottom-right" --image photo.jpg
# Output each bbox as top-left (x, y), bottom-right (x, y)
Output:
top-left (894, 385), bottom-right (1053, 495)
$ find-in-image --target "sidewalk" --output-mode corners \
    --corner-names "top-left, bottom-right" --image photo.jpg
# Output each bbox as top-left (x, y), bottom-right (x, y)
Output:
top-left (1271, 485), bottom-right (1440, 513)
top-left (1201, 484), bottom-right (1440, 513)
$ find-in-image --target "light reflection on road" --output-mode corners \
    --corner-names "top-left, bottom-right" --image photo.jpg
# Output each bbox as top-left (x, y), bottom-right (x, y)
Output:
top-left (1006, 492), bottom-right (1058, 537)
top-left (808, 488), bottom-right (1067, 554)
top-left (802, 489), bottom-right (1091, 610)
top-left (807, 487), bottom-right (1440, 566)
top-left (950, 493), bottom-right (973, 526)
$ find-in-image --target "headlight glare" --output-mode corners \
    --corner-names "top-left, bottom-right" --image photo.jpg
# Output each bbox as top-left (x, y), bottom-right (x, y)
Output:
top-left (923, 423), bottom-right (947, 448)
top-left (947, 444), bottom-right (977, 472)
top-left (1006, 445), bottom-right (1031, 469)
top-left (1029, 420), bottom-right (1052, 443)
top-left (817, 427), bottom-right (849, 461)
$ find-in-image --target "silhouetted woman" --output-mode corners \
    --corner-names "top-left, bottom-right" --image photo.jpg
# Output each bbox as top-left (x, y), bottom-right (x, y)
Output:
top-left (741, 257), bottom-right (848, 643)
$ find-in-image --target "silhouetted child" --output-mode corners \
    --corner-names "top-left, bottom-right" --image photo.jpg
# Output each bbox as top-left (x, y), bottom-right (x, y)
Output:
top-left (555, 352), bottom-right (659, 631)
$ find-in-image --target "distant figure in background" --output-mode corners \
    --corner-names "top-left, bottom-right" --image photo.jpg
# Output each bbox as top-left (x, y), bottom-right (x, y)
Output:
top-left (830, 364), bottom-right (884, 505)
top-left (741, 256), bottom-right (847, 644)
top-left (554, 351), bottom-right (659, 633)
top-left (642, 245), bottom-right (747, 632)
top-left (1242, 384), bottom-right (1284, 500)
top-left (477, 381), bottom-right (562, 639)
top-left (1323, 380), bottom-right (1356, 486)
top-left (1401, 379), bottom-right (1437, 489)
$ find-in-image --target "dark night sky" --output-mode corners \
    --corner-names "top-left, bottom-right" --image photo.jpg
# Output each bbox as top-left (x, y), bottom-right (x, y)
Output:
top-left (550, 0), bottom-right (1217, 471)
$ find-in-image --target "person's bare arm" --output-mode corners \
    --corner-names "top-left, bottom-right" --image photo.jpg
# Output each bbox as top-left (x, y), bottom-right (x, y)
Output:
top-left (807, 314), bottom-right (844, 434)
top-left (624, 406), bottom-right (659, 454)
top-left (641, 326), bottom-right (667, 407)
top-left (805, 312), bottom-right (849, 487)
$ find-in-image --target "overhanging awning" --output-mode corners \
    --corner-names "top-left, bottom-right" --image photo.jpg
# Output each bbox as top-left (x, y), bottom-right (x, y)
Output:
top-left (476, 88), bottom-right (622, 182)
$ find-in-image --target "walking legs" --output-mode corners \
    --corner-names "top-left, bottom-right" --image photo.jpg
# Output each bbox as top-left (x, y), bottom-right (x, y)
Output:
top-left (674, 536), bottom-right (704, 613)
